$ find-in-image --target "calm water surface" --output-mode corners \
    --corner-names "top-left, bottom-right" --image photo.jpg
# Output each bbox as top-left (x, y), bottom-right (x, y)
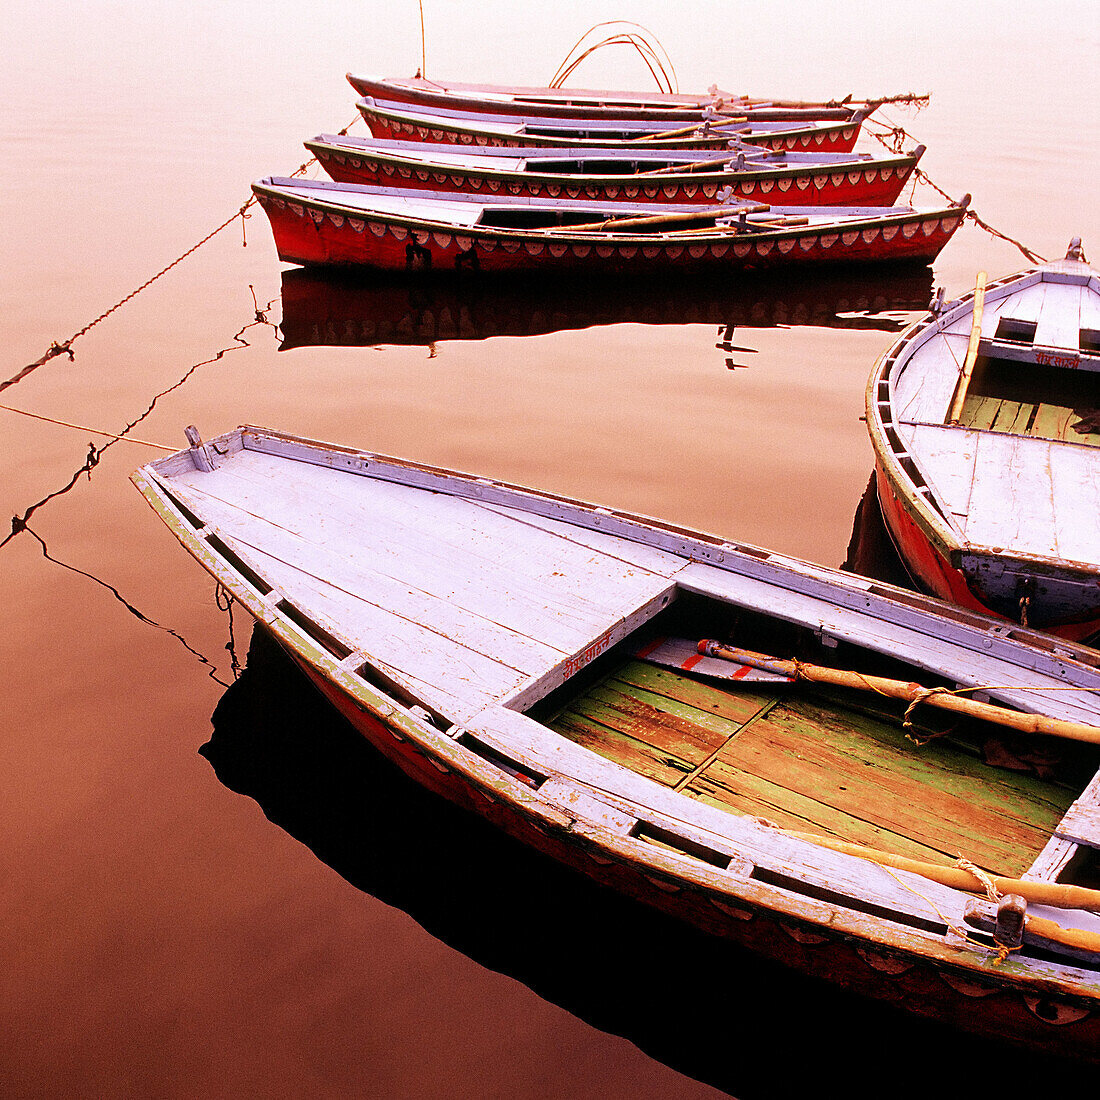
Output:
top-left (3, 2), bottom-right (1098, 1096)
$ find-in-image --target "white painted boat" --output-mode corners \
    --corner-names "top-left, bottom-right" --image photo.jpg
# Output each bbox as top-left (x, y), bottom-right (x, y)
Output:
top-left (867, 240), bottom-right (1100, 641)
top-left (134, 424), bottom-right (1100, 1058)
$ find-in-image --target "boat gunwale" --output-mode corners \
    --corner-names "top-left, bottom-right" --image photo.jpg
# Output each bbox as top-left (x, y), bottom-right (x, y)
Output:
top-left (346, 73), bottom-right (870, 123)
top-left (252, 176), bottom-right (967, 247)
top-left (349, 72), bottom-right (882, 114)
top-left (356, 96), bottom-right (866, 149)
top-left (304, 135), bottom-right (923, 191)
top-left (144, 424), bottom-right (1100, 688)
top-left (311, 132), bottom-right (894, 166)
top-left (130, 437), bottom-right (1100, 1002)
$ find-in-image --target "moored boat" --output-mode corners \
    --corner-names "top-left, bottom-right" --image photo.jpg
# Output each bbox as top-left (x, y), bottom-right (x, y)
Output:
top-left (250, 178), bottom-right (968, 273)
top-left (866, 240), bottom-right (1100, 641)
top-left (347, 72), bottom-right (875, 124)
top-left (307, 133), bottom-right (924, 208)
top-left (357, 96), bottom-right (869, 154)
top-left (134, 424), bottom-right (1100, 1059)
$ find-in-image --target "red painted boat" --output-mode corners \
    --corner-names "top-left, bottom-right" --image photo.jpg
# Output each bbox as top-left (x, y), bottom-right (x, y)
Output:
top-left (134, 424), bottom-right (1100, 1062)
top-left (357, 96), bottom-right (868, 154)
top-left (347, 72), bottom-right (874, 124)
top-left (866, 241), bottom-right (1100, 642)
top-left (306, 134), bottom-right (924, 208)
top-left (251, 178), bottom-right (969, 273)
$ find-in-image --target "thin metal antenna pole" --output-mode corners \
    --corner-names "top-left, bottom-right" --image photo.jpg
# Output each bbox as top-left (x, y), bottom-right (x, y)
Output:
top-left (417, 0), bottom-right (427, 77)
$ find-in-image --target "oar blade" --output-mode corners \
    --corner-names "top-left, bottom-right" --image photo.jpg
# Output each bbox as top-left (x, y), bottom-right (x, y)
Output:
top-left (635, 636), bottom-right (794, 683)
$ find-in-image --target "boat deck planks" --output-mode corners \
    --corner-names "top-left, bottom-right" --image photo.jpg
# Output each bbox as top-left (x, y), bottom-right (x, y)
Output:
top-left (167, 450), bottom-right (683, 652)
top-left (1034, 282), bottom-right (1082, 349)
top-left (548, 658), bottom-right (1075, 875)
top-left (898, 421), bottom-right (1100, 561)
top-left (162, 450), bottom-right (689, 719)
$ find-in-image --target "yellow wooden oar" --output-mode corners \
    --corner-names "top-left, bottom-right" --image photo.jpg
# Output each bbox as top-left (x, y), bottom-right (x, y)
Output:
top-left (633, 156), bottom-right (732, 176)
top-left (783, 830), bottom-right (1100, 915)
top-left (544, 202), bottom-right (770, 234)
top-left (946, 271), bottom-right (988, 424)
top-left (698, 639), bottom-right (1100, 745)
top-left (629, 114), bottom-right (749, 142)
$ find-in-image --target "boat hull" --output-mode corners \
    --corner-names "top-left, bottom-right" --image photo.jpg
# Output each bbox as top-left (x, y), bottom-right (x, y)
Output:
top-left (359, 103), bottom-right (865, 154)
top-left (347, 74), bottom-right (865, 124)
top-left (253, 188), bottom-right (964, 273)
top-left (311, 144), bottom-right (916, 207)
top-left (288, 637), bottom-right (1100, 1062)
top-left (875, 466), bottom-right (1100, 642)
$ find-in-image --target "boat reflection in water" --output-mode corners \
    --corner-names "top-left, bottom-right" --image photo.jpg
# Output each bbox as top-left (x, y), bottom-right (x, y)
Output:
top-left (277, 262), bottom-right (935, 357)
top-left (842, 472), bottom-right (917, 590)
top-left (203, 626), bottom-right (1091, 1099)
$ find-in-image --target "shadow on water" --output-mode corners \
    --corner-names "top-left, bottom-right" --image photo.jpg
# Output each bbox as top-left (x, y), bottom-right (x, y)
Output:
top-left (841, 470), bottom-right (917, 589)
top-left (277, 262), bottom-right (935, 356)
top-left (203, 621), bottom-right (1093, 1099)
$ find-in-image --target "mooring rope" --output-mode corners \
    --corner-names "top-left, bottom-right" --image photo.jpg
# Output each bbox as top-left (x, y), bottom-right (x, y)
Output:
top-left (1, 295), bottom-right (279, 552)
top-left (4, 115), bottom-right (357, 398)
top-left (20, 522), bottom-right (232, 688)
top-left (2, 201), bottom-right (256, 396)
top-left (865, 115), bottom-right (1048, 264)
top-left (216, 582), bottom-right (244, 681)
top-left (0, 403), bottom-right (175, 451)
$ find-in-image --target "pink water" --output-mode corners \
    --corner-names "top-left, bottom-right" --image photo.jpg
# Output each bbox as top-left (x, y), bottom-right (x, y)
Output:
top-left (2, 2), bottom-right (1098, 1096)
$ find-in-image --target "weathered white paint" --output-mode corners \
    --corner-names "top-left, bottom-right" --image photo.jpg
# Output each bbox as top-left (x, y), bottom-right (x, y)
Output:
top-left (871, 252), bottom-right (1100, 591)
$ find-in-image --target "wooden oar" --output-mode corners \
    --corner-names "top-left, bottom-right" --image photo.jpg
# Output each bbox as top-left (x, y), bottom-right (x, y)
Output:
top-left (629, 115), bottom-right (749, 142)
top-left (745, 216), bottom-right (810, 228)
top-left (782, 829), bottom-right (1100, 916)
top-left (631, 152), bottom-right (776, 177)
top-left (545, 202), bottom-right (770, 234)
top-left (697, 639), bottom-right (1100, 745)
top-left (633, 156), bottom-right (734, 176)
top-left (946, 271), bottom-right (988, 424)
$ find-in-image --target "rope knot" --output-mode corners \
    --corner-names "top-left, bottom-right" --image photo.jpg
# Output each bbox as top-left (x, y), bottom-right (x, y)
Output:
top-left (956, 857), bottom-right (1000, 903)
top-left (903, 685), bottom-right (952, 740)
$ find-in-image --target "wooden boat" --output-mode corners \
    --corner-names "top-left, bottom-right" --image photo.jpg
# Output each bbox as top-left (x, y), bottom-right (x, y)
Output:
top-left (207, 628), bottom-right (1070, 1094)
top-left (347, 73), bottom-right (874, 124)
top-left (250, 178), bottom-right (968, 273)
top-left (867, 240), bottom-right (1100, 642)
top-left (306, 134), bottom-right (924, 208)
top-left (277, 263), bottom-right (934, 351)
top-left (134, 424), bottom-right (1100, 1059)
top-left (357, 96), bottom-right (869, 154)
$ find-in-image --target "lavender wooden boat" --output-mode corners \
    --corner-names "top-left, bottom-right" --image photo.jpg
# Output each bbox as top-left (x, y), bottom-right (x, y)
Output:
top-left (347, 72), bottom-right (874, 124)
top-left (867, 240), bottom-right (1100, 642)
top-left (134, 424), bottom-right (1100, 1059)
top-left (250, 178), bottom-right (968, 273)
top-left (357, 96), bottom-right (868, 154)
top-left (306, 133), bottom-right (924, 208)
